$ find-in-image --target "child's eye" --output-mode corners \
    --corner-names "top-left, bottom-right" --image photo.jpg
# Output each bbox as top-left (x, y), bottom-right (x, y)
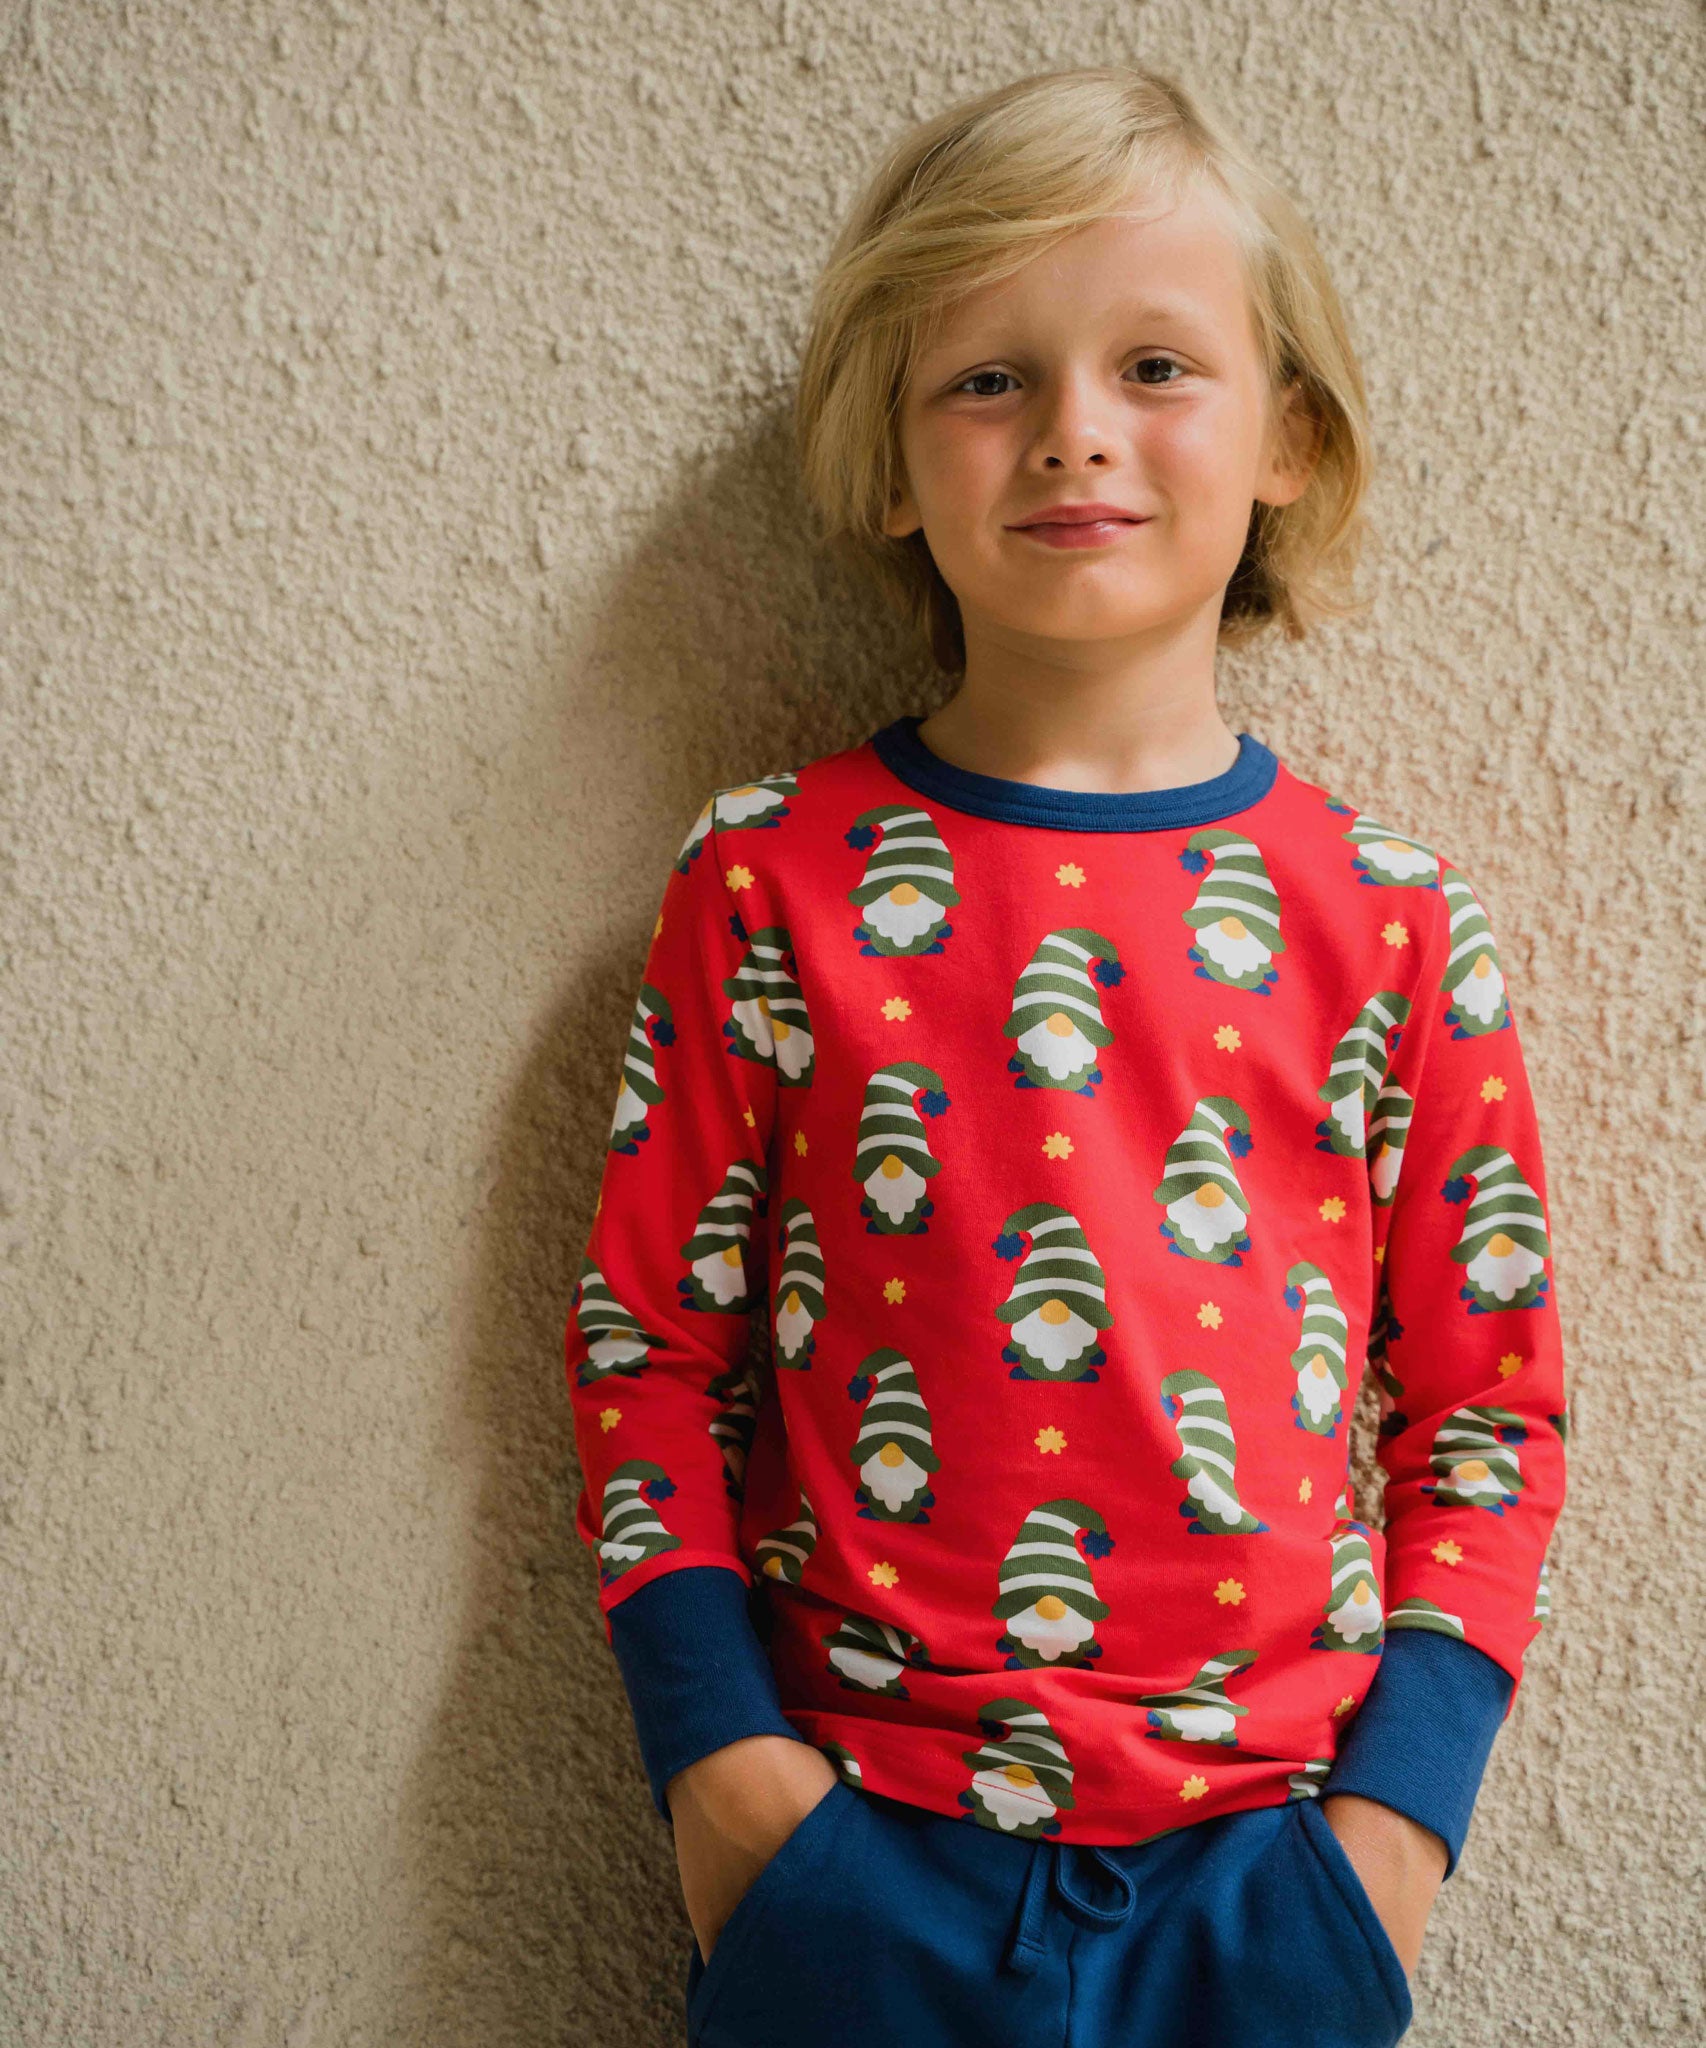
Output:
top-left (1128, 355), bottom-right (1187, 386)
top-left (951, 357), bottom-right (1187, 398)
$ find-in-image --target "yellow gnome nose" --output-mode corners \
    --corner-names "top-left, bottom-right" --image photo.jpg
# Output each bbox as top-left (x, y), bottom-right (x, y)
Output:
top-left (878, 1442), bottom-right (906, 1468)
top-left (1035, 1595), bottom-right (1068, 1621)
top-left (889, 883), bottom-right (919, 905)
top-left (1196, 1183), bottom-right (1226, 1207)
top-left (1045, 1012), bottom-right (1075, 1036)
top-left (1039, 1299), bottom-right (1070, 1325)
top-left (1218, 916), bottom-right (1248, 939)
top-left (880, 1155), bottom-right (906, 1179)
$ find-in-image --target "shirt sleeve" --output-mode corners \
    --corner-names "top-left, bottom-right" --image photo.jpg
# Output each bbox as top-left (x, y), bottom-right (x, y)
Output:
top-left (1321, 855), bottom-right (1570, 1876)
top-left (565, 790), bottom-right (806, 1816)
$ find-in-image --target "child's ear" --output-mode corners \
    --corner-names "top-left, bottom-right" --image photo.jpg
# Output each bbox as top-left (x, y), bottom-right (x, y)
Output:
top-left (1257, 376), bottom-right (1325, 508)
top-left (882, 470), bottom-right (924, 540)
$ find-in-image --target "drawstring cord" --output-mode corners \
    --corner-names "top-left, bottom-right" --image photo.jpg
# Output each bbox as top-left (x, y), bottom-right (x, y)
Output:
top-left (1004, 1841), bottom-right (1138, 1977)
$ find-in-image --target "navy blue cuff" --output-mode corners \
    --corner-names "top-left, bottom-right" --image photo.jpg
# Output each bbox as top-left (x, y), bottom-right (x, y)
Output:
top-left (1320, 1629), bottom-right (1514, 1880)
top-left (606, 1565), bottom-right (805, 1822)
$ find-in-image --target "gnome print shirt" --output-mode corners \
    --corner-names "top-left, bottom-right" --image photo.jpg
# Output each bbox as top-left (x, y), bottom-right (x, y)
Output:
top-left (565, 716), bottom-right (1570, 1849)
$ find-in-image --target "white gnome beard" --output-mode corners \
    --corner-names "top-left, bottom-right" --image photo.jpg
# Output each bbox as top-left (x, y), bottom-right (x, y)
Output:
top-left (609, 1078), bottom-right (648, 1140)
top-left (1368, 1139), bottom-right (1403, 1202)
top-left (1186, 1466), bottom-right (1245, 1528)
top-left (1158, 1702), bottom-right (1237, 1743)
top-left (863, 1155), bottom-right (927, 1225)
top-left (773, 1290), bottom-right (815, 1359)
top-left (1331, 1578), bottom-right (1383, 1646)
top-left (1464, 1233), bottom-right (1544, 1302)
top-left (1168, 1185), bottom-right (1247, 1254)
top-left (1360, 840), bottom-right (1436, 884)
top-left (828, 1644), bottom-right (906, 1691)
top-left (971, 1765), bottom-right (1057, 1831)
top-left (716, 786), bottom-right (782, 827)
top-left (1004, 1599), bottom-right (1096, 1660)
top-left (862, 886), bottom-right (946, 947)
top-left (1449, 957), bottom-right (1507, 1028)
top-left (586, 1327), bottom-right (648, 1376)
top-left (1295, 1356), bottom-right (1342, 1426)
top-left (734, 1000), bottom-right (814, 1083)
top-left (692, 1244), bottom-right (749, 1305)
top-left (1009, 1300), bottom-right (1098, 1374)
top-left (1195, 917), bottom-right (1273, 979)
top-left (1329, 1090), bottom-right (1366, 1150)
top-left (1442, 1457), bottom-right (1513, 1505)
top-left (599, 1535), bottom-right (651, 1566)
top-left (860, 1446), bottom-right (930, 1512)
top-left (1015, 1012), bottom-right (1097, 1082)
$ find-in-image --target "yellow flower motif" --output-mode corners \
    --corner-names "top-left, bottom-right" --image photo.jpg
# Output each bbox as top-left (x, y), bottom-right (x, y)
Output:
top-left (599, 1407), bottom-right (621, 1432)
top-left (1180, 1776), bottom-right (1209, 1802)
top-left (1056, 862), bottom-right (1086, 888)
top-left (1214, 1023), bottom-right (1242, 1050)
top-left (868, 1561), bottom-right (899, 1589)
top-left (1431, 1539), bottom-right (1464, 1567)
top-left (742, 1104), bottom-right (756, 1128)
top-left (1035, 1425), bottom-right (1067, 1455)
top-left (653, 910), bottom-right (665, 940)
top-left (724, 863), bottom-right (753, 893)
top-left (1333, 1695), bottom-right (1357, 1719)
top-left (1214, 1578), bottom-right (1245, 1605)
top-left (793, 1128), bottom-right (809, 1156)
top-left (1318, 1195), bottom-right (1347, 1222)
top-left (1482, 1075), bottom-right (1507, 1101)
top-left (882, 995), bottom-right (912, 1021)
top-left (1497, 1351), bottom-right (1523, 1378)
top-left (1298, 1475), bottom-right (1313, 1504)
top-left (1196, 1301), bottom-right (1222, 1330)
top-left (1043, 1131), bottom-right (1074, 1160)
top-left (1382, 920), bottom-right (1409, 948)
top-left (1373, 1241), bottom-right (1385, 1264)
top-left (884, 1277), bottom-right (906, 1304)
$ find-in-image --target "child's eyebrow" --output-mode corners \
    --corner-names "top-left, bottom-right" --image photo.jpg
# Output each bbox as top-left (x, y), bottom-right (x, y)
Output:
top-left (921, 294), bottom-right (1213, 358)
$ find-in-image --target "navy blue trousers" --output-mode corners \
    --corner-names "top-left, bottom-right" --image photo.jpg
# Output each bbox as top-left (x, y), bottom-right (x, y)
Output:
top-left (682, 1780), bottom-right (1414, 2047)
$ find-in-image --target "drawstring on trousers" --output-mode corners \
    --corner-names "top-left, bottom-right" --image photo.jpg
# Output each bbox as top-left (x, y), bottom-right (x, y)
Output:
top-left (1003, 1839), bottom-right (1138, 1977)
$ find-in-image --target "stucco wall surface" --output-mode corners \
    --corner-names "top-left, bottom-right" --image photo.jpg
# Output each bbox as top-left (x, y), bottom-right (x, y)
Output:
top-left (2, 1), bottom-right (1702, 2042)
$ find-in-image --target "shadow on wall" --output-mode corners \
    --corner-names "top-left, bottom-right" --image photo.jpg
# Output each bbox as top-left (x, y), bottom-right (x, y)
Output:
top-left (381, 406), bottom-right (929, 2045)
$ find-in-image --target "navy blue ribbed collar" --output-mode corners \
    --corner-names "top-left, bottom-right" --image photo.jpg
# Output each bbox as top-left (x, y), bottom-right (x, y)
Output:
top-left (868, 714), bottom-right (1278, 832)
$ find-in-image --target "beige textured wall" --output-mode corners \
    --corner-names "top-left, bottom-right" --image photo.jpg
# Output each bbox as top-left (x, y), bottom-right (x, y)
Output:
top-left (3, 2), bottom-right (1701, 2042)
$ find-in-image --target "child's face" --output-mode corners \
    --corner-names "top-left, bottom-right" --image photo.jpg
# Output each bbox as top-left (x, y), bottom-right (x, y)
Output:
top-left (882, 184), bottom-right (1315, 653)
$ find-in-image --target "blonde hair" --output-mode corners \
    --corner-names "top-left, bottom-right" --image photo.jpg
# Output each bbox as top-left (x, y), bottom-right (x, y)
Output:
top-left (793, 65), bottom-right (1375, 673)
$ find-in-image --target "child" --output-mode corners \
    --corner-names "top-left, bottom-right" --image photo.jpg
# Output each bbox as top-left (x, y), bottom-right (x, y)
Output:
top-left (565, 64), bottom-right (1568, 2048)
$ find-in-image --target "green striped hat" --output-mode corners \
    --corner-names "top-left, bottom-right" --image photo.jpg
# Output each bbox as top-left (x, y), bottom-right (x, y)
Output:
top-left (847, 803), bottom-right (961, 909)
top-left (678, 1157), bottom-right (768, 1307)
top-left (1283, 1259), bottom-right (1349, 1387)
top-left (1343, 813), bottom-right (1440, 886)
top-left (1446, 1144), bottom-right (1551, 1265)
top-left (569, 1256), bottom-right (660, 1383)
top-left (754, 1488), bottom-right (818, 1584)
top-left (1385, 1596), bottom-right (1465, 1639)
top-left (709, 1366), bottom-right (759, 1470)
top-left (993, 1498), bottom-right (1112, 1624)
top-left (1438, 864), bottom-right (1510, 1032)
top-left (994, 1203), bottom-right (1113, 1331)
top-left (726, 925), bottom-right (814, 1082)
top-left (1139, 1648), bottom-right (1254, 1717)
top-left (1366, 1077), bottom-right (1413, 1204)
top-left (616, 981), bottom-right (671, 1113)
top-left (852, 1062), bottom-right (946, 1185)
top-left (1182, 829), bottom-right (1284, 954)
top-left (1005, 928), bottom-right (1120, 1050)
top-left (597, 1460), bottom-right (682, 1579)
top-left (1159, 1367), bottom-right (1268, 1533)
top-left (823, 1612), bottom-right (925, 1692)
top-left (1317, 991), bottom-right (1410, 1152)
top-left (849, 1348), bottom-right (940, 1474)
top-left (962, 1699), bottom-right (1076, 1809)
top-left (1152, 1096), bottom-right (1251, 1208)
top-left (772, 1198), bottom-right (826, 1366)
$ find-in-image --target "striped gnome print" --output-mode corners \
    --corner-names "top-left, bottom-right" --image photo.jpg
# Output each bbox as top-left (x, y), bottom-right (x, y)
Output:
top-left (1342, 814), bottom-right (1440, 889)
top-left (1445, 1144), bottom-right (1552, 1310)
top-left (1438, 865), bottom-right (1512, 1036)
top-left (674, 776), bottom-right (796, 866)
top-left (959, 1700), bottom-right (1076, 1838)
top-left (1421, 1406), bottom-right (1527, 1515)
top-left (608, 980), bottom-right (671, 1155)
top-left (1139, 1649), bottom-right (1254, 1744)
top-left (853, 1062), bottom-right (951, 1233)
top-left (820, 1742), bottom-right (864, 1788)
top-left (1153, 1097), bottom-right (1254, 1263)
top-left (566, 1257), bottom-right (660, 1386)
top-left (1366, 1072), bottom-right (1414, 1207)
top-left (1159, 1370), bottom-right (1270, 1534)
top-left (992, 1204), bottom-right (1114, 1382)
top-left (706, 1363), bottom-right (759, 1499)
top-left (846, 1348), bottom-right (940, 1522)
top-left (993, 1498), bottom-right (1115, 1668)
top-left (753, 1488), bottom-right (818, 1584)
top-left (823, 1613), bottom-right (931, 1697)
top-left (1385, 1595), bottom-right (1467, 1641)
top-left (1287, 1758), bottom-right (1334, 1800)
top-left (677, 1158), bottom-right (768, 1312)
top-left (1179, 828), bottom-right (1284, 992)
top-left (845, 802), bottom-right (960, 957)
top-left (1310, 1519), bottom-right (1384, 1652)
top-left (724, 924), bottom-right (815, 1085)
top-left (1004, 928), bottom-right (1124, 1093)
top-left (1315, 991), bottom-right (1411, 1158)
top-left (771, 1199), bottom-right (826, 1368)
top-left (596, 1460), bottom-right (682, 1585)
top-left (1282, 1261), bottom-right (1352, 1437)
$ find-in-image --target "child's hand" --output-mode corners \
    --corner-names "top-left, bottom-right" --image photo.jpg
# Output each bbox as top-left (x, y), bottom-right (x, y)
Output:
top-left (1318, 1792), bottom-right (1448, 1981)
top-left (666, 1735), bottom-right (841, 1965)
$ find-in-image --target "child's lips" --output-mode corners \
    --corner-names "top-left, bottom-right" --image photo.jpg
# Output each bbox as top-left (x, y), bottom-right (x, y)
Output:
top-left (1012, 517), bottom-right (1151, 549)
